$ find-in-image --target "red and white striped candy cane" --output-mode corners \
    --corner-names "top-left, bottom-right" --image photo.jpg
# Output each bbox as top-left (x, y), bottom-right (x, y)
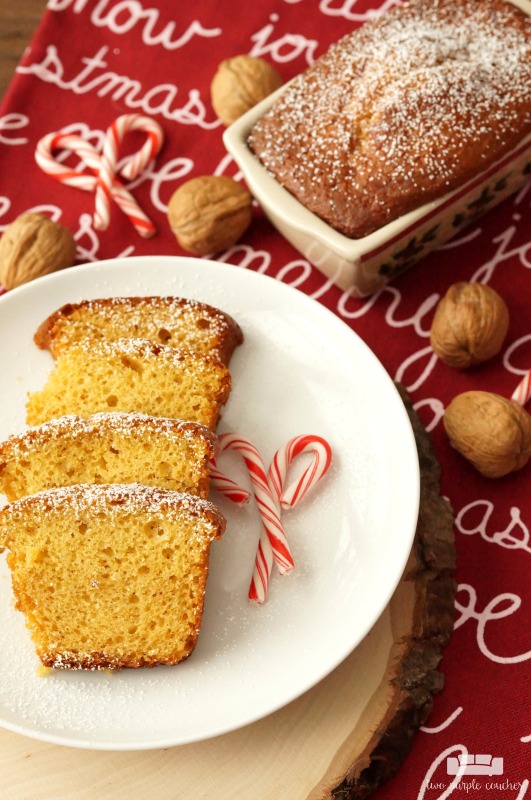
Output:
top-left (246, 434), bottom-right (332, 601)
top-left (35, 132), bottom-right (101, 191)
top-left (35, 119), bottom-right (163, 238)
top-left (212, 432), bottom-right (332, 603)
top-left (215, 432), bottom-right (295, 603)
top-left (269, 434), bottom-right (333, 510)
top-left (209, 465), bottom-right (250, 507)
top-left (94, 114), bottom-right (163, 233)
top-left (115, 114), bottom-right (164, 180)
top-left (36, 130), bottom-right (155, 238)
top-left (249, 537), bottom-right (275, 605)
top-left (511, 369), bottom-right (531, 407)
top-left (248, 434), bottom-right (332, 601)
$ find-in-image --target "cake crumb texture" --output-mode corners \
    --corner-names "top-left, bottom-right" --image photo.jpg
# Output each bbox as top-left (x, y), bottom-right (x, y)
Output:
top-left (25, 338), bottom-right (232, 431)
top-left (248, 0), bottom-right (531, 238)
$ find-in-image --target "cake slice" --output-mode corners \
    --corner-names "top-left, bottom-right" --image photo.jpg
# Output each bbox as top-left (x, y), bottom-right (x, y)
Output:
top-left (26, 338), bottom-right (232, 430)
top-left (0, 412), bottom-right (217, 502)
top-left (0, 484), bottom-right (226, 669)
top-left (34, 296), bottom-right (243, 365)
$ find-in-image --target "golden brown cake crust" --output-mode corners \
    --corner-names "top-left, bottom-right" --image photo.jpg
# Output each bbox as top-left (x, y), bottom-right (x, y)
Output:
top-left (248, 0), bottom-right (531, 238)
top-left (34, 295), bottom-right (244, 364)
top-left (38, 649), bottom-right (196, 670)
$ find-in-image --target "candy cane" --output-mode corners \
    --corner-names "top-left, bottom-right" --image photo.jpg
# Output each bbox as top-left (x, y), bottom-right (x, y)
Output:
top-left (247, 434), bottom-right (332, 601)
top-left (216, 433), bottom-right (294, 573)
top-left (35, 132), bottom-right (101, 191)
top-left (210, 442), bottom-right (275, 603)
top-left (212, 433), bottom-right (332, 603)
top-left (35, 116), bottom-right (164, 238)
top-left (114, 114), bottom-right (164, 180)
top-left (94, 114), bottom-right (163, 233)
top-left (214, 433), bottom-right (295, 604)
top-left (36, 132), bottom-right (155, 238)
top-left (511, 369), bottom-right (531, 407)
top-left (269, 434), bottom-right (333, 510)
top-left (209, 465), bottom-right (250, 507)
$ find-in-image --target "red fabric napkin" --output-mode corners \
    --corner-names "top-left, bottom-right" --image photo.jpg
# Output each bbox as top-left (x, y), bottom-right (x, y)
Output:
top-left (0, 1), bottom-right (530, 796)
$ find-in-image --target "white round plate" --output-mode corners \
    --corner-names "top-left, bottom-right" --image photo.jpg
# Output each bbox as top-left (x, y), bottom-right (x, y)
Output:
top-left (0, 256), bottom-right (419, 750)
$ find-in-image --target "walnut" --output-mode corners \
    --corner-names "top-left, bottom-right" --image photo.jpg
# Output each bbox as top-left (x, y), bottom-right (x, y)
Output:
top-left (430, 282), bottom-right (509, 368)
top-left (0, 212), bottom-right (76, 290)
top-left (444, 390), bottom-right (531, 478)
top-left (210, 55), bottom-right (283, 126)
top-left (167, 176), bottom-right (252, 256)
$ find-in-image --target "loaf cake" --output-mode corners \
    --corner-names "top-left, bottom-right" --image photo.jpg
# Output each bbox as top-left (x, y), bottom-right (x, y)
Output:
top-left (0, 412), bottom-right (217, 502)
top-left (0, 484), bottom-right (226, 669)
top-left (34, 296), bottom-right (243, 365)
top-left (26, 338), bottom-right (231, 430)
top-left (248, 0), bottom-right (531, 239)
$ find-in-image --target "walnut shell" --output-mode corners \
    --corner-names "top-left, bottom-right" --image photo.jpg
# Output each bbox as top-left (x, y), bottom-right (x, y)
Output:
top-left (444, 390), bottom-right (531, 478)
top-left (211, 55), bottom-right (283, 126)
top-left (167, 176), bottom-right (252, 256)
top-left (0, 212), bottom-right (76, 290)
top-left (430, 282), bottom-right (509, 368)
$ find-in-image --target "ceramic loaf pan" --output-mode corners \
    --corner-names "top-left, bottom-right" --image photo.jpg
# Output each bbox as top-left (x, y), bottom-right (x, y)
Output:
top-left (223, 0), bottom-right (531, 297)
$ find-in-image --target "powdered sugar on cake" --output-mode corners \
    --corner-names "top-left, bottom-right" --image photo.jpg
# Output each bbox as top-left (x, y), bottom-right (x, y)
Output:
top-left (67, 296), bottom-right (236, 343)
top-left (4, 483), bottom-right (225, 530)
top-left (0, 412), bottom-right (216, 460)
top-left (35, 296), bottom-right (244, 365)
top-left (248, 0), bottom-right (531, 238)
top-left (73, 335), bottom-right (223, 366)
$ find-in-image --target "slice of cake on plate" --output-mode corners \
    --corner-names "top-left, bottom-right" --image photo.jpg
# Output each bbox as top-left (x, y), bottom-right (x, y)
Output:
top-left (0, 412), bottom-right (216, 502)
top-left (0, 484), bottom-right (226, 670)
top-left (34, 296), bottom-right (243, 365)
top-left (26, 338), bottom-right (232, 430)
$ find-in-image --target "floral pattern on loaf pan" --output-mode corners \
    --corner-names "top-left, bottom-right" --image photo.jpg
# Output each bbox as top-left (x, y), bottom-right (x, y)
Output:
top-left (371, 156), bottom-right (531, 286)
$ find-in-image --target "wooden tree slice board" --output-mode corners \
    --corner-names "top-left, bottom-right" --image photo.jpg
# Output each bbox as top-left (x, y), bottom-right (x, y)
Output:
top-left (0, 388), bottom-right (455, 800)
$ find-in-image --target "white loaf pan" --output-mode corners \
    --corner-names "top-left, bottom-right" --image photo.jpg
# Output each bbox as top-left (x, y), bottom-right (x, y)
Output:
top-left (223, 0), bottom-right (531, 297)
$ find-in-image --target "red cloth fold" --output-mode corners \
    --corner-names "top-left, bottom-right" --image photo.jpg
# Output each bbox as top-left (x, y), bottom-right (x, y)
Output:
top-left (0, 1), bottom-right (530, 795)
